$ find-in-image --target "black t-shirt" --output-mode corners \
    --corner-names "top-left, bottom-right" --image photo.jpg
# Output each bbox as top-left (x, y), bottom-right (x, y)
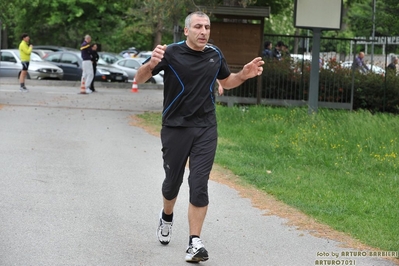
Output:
top-left (152, 41), bottom-right (231, 127)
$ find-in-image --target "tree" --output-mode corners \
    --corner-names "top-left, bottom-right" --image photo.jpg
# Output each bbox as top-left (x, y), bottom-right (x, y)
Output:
top-left (0, 0), bottom-right (295, 52)
top-left (0, 1), bottom-right (18, 48)
top-left (6, 0), bottom-right (132, 50)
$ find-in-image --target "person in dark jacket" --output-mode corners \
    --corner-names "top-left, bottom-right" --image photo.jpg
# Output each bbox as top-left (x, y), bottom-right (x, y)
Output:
top-left (80, 35), bottom-right (94, 94)
top-left (262, 40), bottom-right (273, 59)
top-left (352, 52), bottom-right (369, 73)
top-left (90, 43), bottom-right (99, 92)
top-left (273, 41), bottom-right (284, 61)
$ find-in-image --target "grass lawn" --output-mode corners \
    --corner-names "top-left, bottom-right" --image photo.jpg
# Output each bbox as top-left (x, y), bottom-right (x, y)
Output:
top-left (137, 105), bottom-right (399, 252)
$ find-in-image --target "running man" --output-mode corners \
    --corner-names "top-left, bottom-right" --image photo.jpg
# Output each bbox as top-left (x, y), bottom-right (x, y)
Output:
top-left (135, 11), bottom-right (264, 263)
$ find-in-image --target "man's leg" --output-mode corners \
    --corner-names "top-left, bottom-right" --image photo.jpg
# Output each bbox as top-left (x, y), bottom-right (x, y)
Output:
top-left (158, 126), bottom-right (191, 245)
top-left (82, 61), bottom-right (93, 93)
top-left (188, 203), bottom-right (208, 236)
top-left (19, 69), bottom-right (29, 92)
top-left (90, 65), bottom-right (96, 91)
top-left (163, 196), bottom-right (177, 216)
top-left (19, 70), bottom-right (26, 84)
top-left (185, 125), bottom-right (217, 262)
top-left (85, 63), bottom-right (94, 91)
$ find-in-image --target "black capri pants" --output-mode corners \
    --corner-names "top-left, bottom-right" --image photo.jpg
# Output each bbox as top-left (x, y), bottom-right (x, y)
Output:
top-left (160, 125), bottom-right (217, 207)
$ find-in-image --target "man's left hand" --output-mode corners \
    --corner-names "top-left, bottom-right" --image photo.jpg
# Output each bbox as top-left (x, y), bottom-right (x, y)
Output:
top-left (242, 57), bottom-right (264, 79)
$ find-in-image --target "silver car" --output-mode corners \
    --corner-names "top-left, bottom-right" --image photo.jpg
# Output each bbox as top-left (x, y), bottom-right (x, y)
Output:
top-left (0, 49), bottom-right (64, 80)
top-left (111, 57), bottom-right (163, 84)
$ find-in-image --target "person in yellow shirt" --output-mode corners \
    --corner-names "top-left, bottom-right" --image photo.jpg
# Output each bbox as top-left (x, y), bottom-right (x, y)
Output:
top-left (19, 33), bottom-right (33, 92)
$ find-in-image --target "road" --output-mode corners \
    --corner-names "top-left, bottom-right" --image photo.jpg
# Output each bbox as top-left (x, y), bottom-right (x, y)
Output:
top-left (0, 79), bottom-right (397, 266)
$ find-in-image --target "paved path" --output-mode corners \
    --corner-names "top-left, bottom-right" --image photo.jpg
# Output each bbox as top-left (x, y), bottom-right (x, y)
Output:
top-left (0, 80), bottom-right (397, 266)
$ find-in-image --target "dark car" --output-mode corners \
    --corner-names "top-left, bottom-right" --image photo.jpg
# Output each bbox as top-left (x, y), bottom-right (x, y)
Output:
top-left (43, 51), bottom-right (128, 82)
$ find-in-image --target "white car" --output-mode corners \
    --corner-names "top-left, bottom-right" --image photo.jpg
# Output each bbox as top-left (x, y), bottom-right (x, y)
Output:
top-left (366, 64), bottom-right (385, 75)
top-left (0, 49), bottom-right (64, 80)
top-left (136, 51), bottom-right (152, 59)
top-left (111, 58), bottom-right (163, 84)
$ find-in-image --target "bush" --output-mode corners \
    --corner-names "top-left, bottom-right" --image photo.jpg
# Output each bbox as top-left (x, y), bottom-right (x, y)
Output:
top-left (224, 57), bottom-right (399, 114)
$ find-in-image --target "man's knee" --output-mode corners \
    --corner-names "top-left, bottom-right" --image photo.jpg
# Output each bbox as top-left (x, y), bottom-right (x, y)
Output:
top-left (162, 179), bottom-right (182, 200)
top-left (189, 184), bottom-right (209, 207)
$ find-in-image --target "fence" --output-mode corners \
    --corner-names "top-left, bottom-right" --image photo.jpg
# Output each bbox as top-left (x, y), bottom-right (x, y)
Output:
top-left (216, 34), bottom-right (392, 110)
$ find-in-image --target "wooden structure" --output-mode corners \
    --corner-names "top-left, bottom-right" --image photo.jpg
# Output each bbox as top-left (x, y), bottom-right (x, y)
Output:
top-left (200, 6), bottom-right (270, 66)
top-left (199, 5), bottom-right (270, 104)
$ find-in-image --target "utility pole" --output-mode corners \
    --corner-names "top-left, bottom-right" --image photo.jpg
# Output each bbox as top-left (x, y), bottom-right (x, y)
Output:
top-left (370, 0), bottom-right (376, 70)
top-left (0, 19), bottom-right (2, 50)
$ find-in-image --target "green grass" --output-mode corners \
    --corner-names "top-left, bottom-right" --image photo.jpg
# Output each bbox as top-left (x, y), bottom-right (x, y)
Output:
top-left (137, 106), bottom-right (399, 251)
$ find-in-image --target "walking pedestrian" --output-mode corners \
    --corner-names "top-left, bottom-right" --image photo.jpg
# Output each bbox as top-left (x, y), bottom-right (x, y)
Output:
top-left (18, 33), bottom-right (33, 92)
top-left (352, 52), bottom-right (369, 73)
top-left (80, 35), bottom-right (94, 94)
top-left (135, 11), bottom-right (264, 263)
top-left (90, 43), bottom-right (99, 92)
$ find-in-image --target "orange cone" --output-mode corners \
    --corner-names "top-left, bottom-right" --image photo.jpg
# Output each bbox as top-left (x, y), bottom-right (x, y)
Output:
top-left (131, 78), bottom-right (139, 93)
top-left (79, 79), bottom-right (86, 94)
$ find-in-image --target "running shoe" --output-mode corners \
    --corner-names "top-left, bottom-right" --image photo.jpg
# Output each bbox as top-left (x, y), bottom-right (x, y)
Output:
top-left (156, 209), bottom-right (173, 245)
top-left (20, 86), bottom-right (29, 92)
top-left (185, 237), bottom-right (209, 262)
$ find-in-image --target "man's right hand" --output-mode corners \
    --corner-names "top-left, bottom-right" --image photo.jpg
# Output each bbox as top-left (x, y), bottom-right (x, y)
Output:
top-left (135, 44), bottom-right (167, 84)
top-left (148, 44), bottom-right (167, 70)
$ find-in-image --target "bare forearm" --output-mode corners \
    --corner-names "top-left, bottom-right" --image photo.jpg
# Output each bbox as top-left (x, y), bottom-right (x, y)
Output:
top-left (219, 57), bottom-right (264, 90)
top-left (135, 63), bottom-right (153, 84)
top-left (219, 71), bottom-right (246, 90)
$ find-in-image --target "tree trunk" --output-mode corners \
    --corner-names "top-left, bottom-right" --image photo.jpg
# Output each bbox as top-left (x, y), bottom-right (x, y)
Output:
top-left (1, 26), bottom-right (8, 49)
top-left (153, 19), bottom-right (163, 49)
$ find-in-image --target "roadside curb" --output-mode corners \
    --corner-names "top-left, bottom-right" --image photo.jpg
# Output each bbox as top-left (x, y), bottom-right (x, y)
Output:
top-left (0, 78), bottom-right (163, 90)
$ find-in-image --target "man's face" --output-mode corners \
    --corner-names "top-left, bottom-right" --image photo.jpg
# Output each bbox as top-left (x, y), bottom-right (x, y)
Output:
top-left (184, 14), bottom-right (210, 51)
top-left (23, 36), bottom-right (30, 42)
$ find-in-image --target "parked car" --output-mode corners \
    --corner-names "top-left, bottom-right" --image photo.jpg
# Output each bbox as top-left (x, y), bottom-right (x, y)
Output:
top-left (33, 45), bottom-right (79, 52)
top-left (111, 57), bottom-right (163, 84)
top-left (366, 64), bottom-right (385, 75)
top-left (43, 51), bottom-right (128, 82)
top-left (136, 51), bottom-right (152, 59)
top-left (98, 52), bottom-right (123, 65)
top-left (0, 49), bottom-right (64, 80)
top-left (119, 47), bottom-right (140, 58)
top-left (32, 49), bottom-right (53, 59)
